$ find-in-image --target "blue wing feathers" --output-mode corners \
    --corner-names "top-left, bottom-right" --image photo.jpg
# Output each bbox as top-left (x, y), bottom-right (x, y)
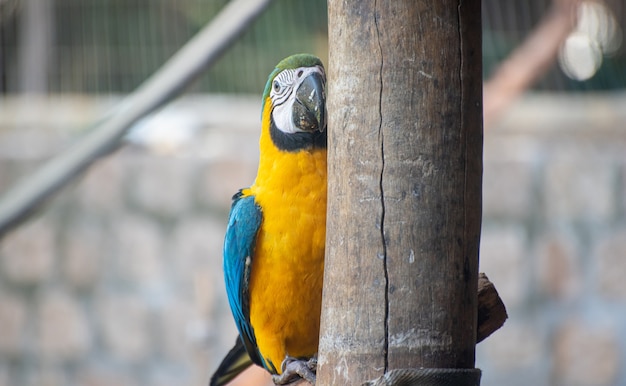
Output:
top-left (223, 190), bottom-right (264, 368)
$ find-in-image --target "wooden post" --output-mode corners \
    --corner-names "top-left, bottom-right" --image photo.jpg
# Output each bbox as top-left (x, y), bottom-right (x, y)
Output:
top-left (318, 0), bottom-right (482, 384)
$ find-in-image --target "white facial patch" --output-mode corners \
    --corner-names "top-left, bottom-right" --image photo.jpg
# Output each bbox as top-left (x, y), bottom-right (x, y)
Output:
top-left (270, 66), bottom-right (325, 134)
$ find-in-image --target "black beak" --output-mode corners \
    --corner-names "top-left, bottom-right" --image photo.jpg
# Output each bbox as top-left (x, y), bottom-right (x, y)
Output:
top-left (292, 72), bottom-right (326, 132)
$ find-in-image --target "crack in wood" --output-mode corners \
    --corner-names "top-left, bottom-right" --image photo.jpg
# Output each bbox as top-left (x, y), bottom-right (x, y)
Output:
top-left (372, 0), bottom-right (389, 374)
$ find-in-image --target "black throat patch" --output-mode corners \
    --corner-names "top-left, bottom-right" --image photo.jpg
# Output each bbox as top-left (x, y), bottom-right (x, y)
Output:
top-left (269, 115), bottom-right (327, 152)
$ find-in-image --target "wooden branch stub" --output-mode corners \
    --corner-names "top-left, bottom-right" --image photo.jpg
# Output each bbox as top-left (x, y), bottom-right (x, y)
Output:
top-left (476, 273), bottom-right (507, 343)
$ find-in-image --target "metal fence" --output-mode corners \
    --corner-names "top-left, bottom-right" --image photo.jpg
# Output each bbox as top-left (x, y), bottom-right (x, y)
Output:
top-left (1, 0), bottom-right (624, 96)
top-left (1, 0), bottom-right (328, 94)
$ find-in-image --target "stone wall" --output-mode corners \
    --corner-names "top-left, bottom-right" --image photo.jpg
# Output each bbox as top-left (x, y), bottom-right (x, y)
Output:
top-left (479, 93), bottom-right (626, 386)
top-left (0, 93), bottom-right (625, 386)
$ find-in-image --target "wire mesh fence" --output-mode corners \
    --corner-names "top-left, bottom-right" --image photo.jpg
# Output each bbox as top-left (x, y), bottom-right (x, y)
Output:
top-left (1, 0), bottom-right (624, 96)
top-left (1, 0), bottom-right (328, 94)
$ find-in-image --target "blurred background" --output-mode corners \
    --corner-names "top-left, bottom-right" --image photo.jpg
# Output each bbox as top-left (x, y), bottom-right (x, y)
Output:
top-left (0, 0), bottom-right (625, 385)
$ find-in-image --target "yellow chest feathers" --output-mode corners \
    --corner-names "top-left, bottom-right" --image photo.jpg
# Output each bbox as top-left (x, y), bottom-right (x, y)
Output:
top-left (249, 145), bottom-right (327, 271)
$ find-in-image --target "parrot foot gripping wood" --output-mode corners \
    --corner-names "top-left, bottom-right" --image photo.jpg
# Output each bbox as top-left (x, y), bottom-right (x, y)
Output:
top-left (273, 356), bottom-right (318, 385)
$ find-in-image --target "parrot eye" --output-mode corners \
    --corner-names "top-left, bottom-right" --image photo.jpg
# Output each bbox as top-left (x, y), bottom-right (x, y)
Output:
top-left (297, 70), bottom-right (304, 78)
top-left (269, 69), bottom-right (294, 106)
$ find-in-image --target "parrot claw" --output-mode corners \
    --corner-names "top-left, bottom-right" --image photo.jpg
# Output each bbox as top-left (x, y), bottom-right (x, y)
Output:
top-left (272, 356), bottom-right (317, 385)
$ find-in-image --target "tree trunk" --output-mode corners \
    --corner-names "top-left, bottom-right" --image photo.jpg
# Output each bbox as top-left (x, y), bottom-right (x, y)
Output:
top-left (318, 1), bottom-right (482, 384)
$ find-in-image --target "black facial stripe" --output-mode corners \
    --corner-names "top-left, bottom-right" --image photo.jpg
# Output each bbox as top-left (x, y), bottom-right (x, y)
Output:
top-left (269, 115), bottom-right (327, 152)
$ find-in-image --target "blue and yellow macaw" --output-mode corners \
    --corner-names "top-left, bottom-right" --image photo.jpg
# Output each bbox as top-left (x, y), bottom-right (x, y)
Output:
top-left (211, 54), bottom-right (327, 386)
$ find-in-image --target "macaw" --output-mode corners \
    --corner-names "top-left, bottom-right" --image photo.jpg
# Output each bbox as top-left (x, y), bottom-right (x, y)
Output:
top-left (211, 54), bottom-right (327, 386)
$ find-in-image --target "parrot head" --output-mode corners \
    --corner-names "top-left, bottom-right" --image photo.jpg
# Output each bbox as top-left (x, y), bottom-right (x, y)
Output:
top-left (262, 54), bottom-right (327, 151)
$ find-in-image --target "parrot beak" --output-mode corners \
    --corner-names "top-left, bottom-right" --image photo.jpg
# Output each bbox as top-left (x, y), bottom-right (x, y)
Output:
top-left (293, 72), bottom-right (326, 133)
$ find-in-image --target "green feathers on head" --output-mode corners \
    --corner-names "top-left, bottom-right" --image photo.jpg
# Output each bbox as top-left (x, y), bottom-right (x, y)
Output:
top-left (261, 54), bottom-right (324, 117)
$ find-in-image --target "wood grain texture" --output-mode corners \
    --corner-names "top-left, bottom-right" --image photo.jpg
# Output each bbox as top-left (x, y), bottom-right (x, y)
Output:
top-left (477, 273), bottom-right (508, 344)
top-left (317, 1), bottom-right (387, 383)
top-left (318, 0), bottom-right (483, 384)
